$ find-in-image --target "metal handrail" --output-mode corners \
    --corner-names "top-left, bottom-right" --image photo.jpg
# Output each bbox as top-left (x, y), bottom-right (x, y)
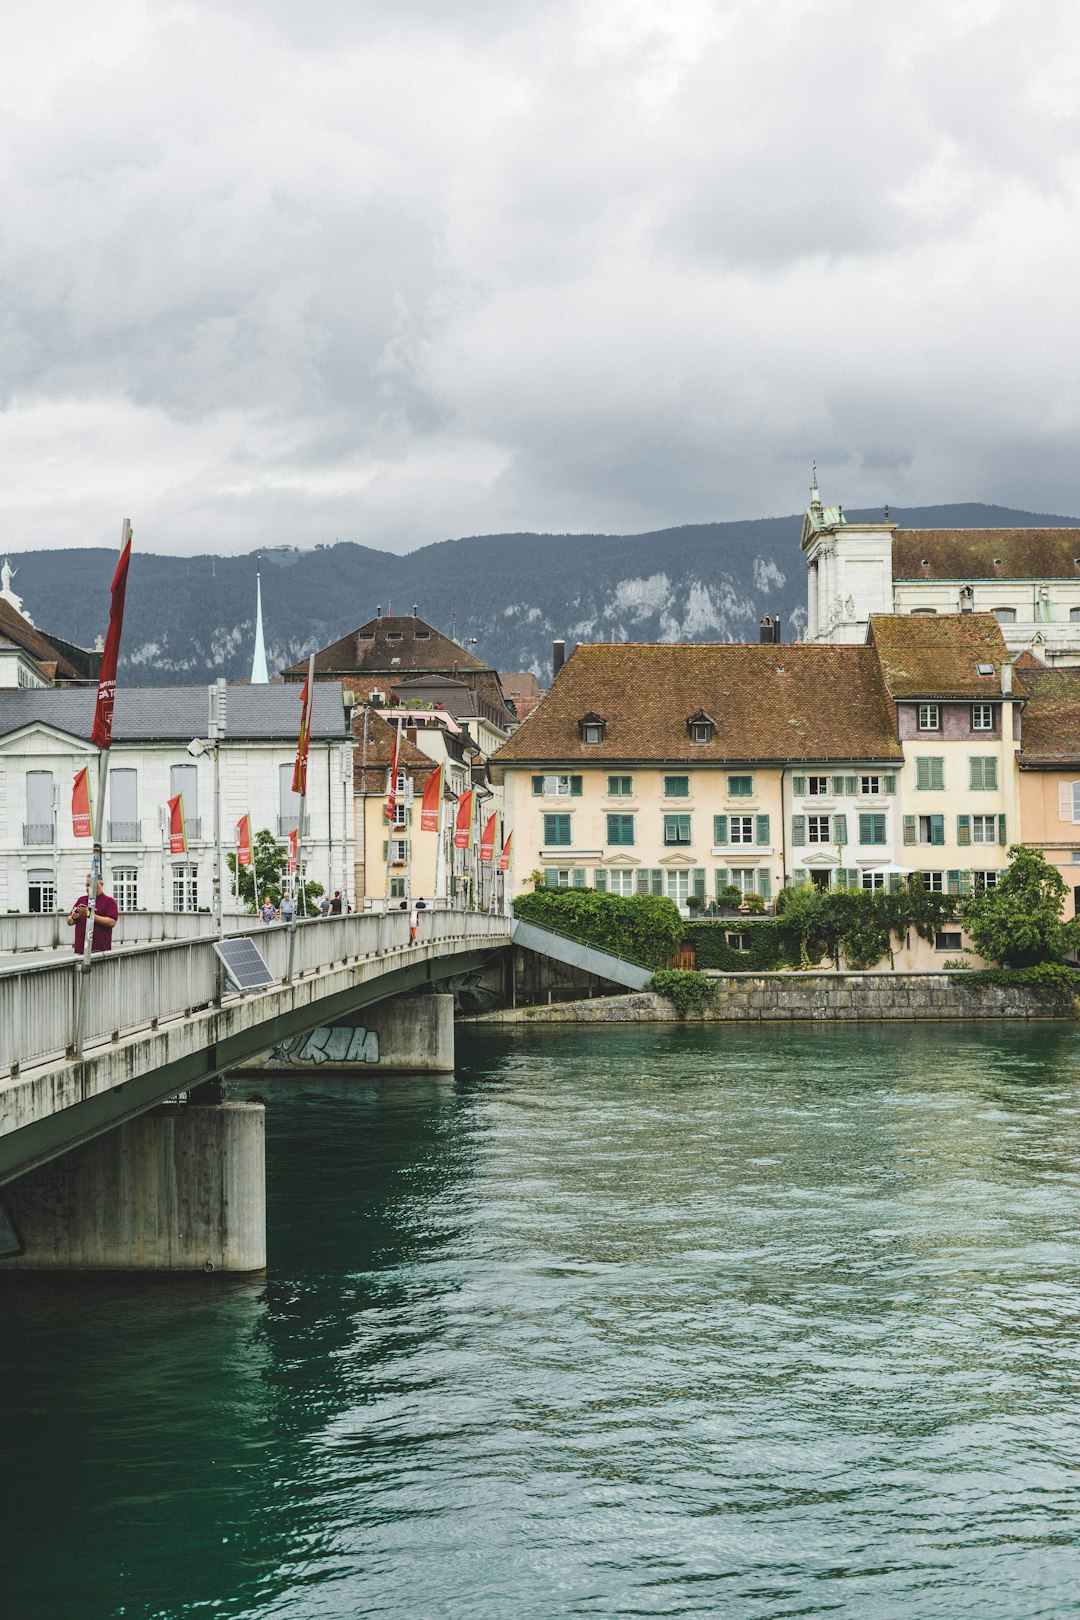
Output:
top-left (510, 913), bottom-right (652, 971)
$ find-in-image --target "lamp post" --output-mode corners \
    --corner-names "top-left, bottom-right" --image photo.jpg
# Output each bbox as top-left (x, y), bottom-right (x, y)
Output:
top-left (188, 678), bottom-right (227, 937)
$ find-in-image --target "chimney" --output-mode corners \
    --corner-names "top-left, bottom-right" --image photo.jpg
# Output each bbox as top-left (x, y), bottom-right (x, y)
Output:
top-left (376, 604), bottom-right (382, 619)
top-left (759, 615), bottom-right (773, 644)
top-left (773, 615), bottom-right (782, 644)
top-left (553, 640), bottom-right (566, 678)
top-left (1001, 663), bottom-right (1013, 698)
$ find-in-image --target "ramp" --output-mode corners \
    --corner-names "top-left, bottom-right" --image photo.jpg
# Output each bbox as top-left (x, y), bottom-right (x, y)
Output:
top-left (510, 918), bottom-right (652, 991)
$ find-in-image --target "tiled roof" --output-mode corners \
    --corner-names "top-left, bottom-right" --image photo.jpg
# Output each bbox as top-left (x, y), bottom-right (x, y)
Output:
top-left (869, 613), bottom-right (1011, 698)
top-left (282, 615), bottom-right (488, 679)
top-left (351, 708), bottom-right (438, 793)
top-left (0, 598), bottom-right (84, 681)
top-left (893, 530), bottom-right (1080, 581)
top-left (0, 682), bottom-right (350, 743)
top-left (1017, 668), bottom-right (1080, 765)
top-left (491, 642), bottom-right (901, 767)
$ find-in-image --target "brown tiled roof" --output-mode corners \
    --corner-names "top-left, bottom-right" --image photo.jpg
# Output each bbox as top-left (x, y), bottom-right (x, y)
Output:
top-left (869, 613), bottom-right (1011, 699)
top-left (283, 615), bottom-right (488, 679)
top-left (491, 642), bottom-right (901, 767)
top-left (1013, 649), bottom-right (1047, 670)
top-left (0, 599), bottom-right (82, 682)
top-left (893, 529), bottom-right (1080, 581)
top-left (1017, 668), bottom-right (1080, 765)
top-left (500, 670), bottom-right (544, 721)
top-left (351, 708), bottom-right (438, 794)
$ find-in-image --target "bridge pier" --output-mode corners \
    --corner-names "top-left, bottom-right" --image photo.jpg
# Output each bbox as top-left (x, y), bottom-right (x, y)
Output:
top-left (244, 990), bottom-right (455, 1073)
top-left (0, 1102), bottom-right (265, 1273)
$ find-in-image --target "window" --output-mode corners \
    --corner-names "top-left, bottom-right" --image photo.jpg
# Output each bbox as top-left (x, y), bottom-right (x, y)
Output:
top-left (973, 871), bottom-right (999, 892)
top-left (173, 863), bottom-right (198, 912)
top-left (414, 630), bottom-right (431, 640)
top-left (971, 814), bottom-right (996, 844)
top-left (393, 799), bottom-right (409, 829)
top-left (993, 607), bottom-right (1017, 623)
top-left (916, 756), bottom-right (944, 791)
top-left (971, 704), bottom-right (994, 731)
top-left (606, 814), bottom-right (635, 846)
top-left (729, 815), bottom-right (753, 844)
top-left (388, 838), bottom-right (409, 863)
top-left (543, 869), bottom-right (572, 888)
top-left (810, 870), bottom-right (831, 890)
top-left (936, 931), bottom-right (963, 951)
top-left (113, 868), bottom-right (139, 912)
top-left (24, 770), bottom-right (54, 845)
top-left (1060, 782), bottom-right (1080, 824)
top-left (543, 813), bottom-right (572, 846)
top-left (578, 713), bottom-right (606, 744)
top-left (859, 813), bottom-right (887, 845)
top-left (807, 776), bottom-right (829, 795)
top-left (107, 768), bottom-right (139, 840)
top-left (918, 704), bottom-right (940, 730)
top-left (969, 756), bottom-right (998, 791)
top-left (1071, 609), bottom-right (1080, 623)
top-left (277, 762), bottom-right (303, 834)
top-left (921, 872), bottom-right (944, 892)
top-left (861, 871), bottom-right (885, 891)
top-left (917, 814), bottom-right (945, 845)
top-left (666, 870), bottom-right (690, 904)
top-left (389, 876), bottom-right (406, 898)
top-left (726, 932), bottom-right (749, 951)
top-left (808, 815), bottom-right (830, 842)
top-left (911, 608), bottom-right (937, 615)
top-left (663, 775), bottom-right (689, 798)
top-left (690, 722), bottom-right (711, 744)
top-left (860, 775), bottom-right (881, 795)
top-left (607, 776), bottom-right (633, 797)
top-left (537, 774), bottom-right (580, 797)
top-left (727, 775), bottom-right (753, 797)
top-left (171, 763), bottom-right (199, 825)
top-left (605, 870), bottom-right (635, 896)
top-left (730, 868), bottom-right (758, 896)
top-left (663, 814), bottom-right (691, 846)
top-left (27, 869), bottom-right (55, 914)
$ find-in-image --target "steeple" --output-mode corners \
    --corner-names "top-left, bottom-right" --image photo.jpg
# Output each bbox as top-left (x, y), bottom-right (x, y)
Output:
top-left (250, 561), bottom-right (269, 684)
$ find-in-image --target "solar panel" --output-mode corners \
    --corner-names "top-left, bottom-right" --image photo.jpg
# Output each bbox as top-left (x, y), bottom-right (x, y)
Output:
top-left (214, 936), bottom-right (276, 993)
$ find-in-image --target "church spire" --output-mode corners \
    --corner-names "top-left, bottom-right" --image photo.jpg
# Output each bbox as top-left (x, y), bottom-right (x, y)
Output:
top-left (250, 561), bottom-right (269, 684)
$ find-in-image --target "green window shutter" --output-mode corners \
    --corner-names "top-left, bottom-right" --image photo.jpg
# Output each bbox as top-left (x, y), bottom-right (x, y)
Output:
top-left (833, 813), bottom-right (848, 844)
top-left (544, 868), bottom-right (558, 887)
top-left (916, 757), bottom-right (929, 790)
top-left (570, 775), bottom-right (583, 797)
top-left (958, 870), bottom-right (972, 897)
top-left (692, 867), bottom-right (706, 899)
top-left (969, 757), bottom-right (983, 790)
top-left (846, 867), bottom-right (861, 888)
top-left (714, 814), bottom-right (727, 845)
top-left (931, 757), bottom-right (944, 791)
top-left (985, 758), bottom-right (997, 791)
top-left (651, 869), bottom-right (664, 896)
top-left (792, 814), bottom-right (806, 846)
top-left (531, 775), bottom-right (543, 796)
top-left (845, 775), bottom-right (858, 796)
top-left (957, 814), bottom-right (971, 845)
top-left (792, 775), bottom-right (806, 796)
top-left (594, 868), bottom-right (608, 892)
top-left (931, 814), bottom-right (945, 845)
top-left (884, 774), bottom-right (897, 794)
top-left (858, 813), bottom-right (871, 845)
top-left (757, 868), bottom-right (772, 900)
top-left (572, 868), bottom-right (586, 888)
top-left (635, 870), bottom-right (650, 895)
top-left (947, 869), bottom-right (961, 895)
top-left (831, 774), bottom-right (845, 795)
top-left (903, 815), bottom-right (917, 845)
top-left (715, 867), bottom-right (729, 896)
top-left (998, 814), bottom-right (1007, 845)
top-left (755, 813), bottom-right (770, 845)
top-left (382, 840), bottom-right (388, 859)
top-left (889, 872), bottom-right (905, 892)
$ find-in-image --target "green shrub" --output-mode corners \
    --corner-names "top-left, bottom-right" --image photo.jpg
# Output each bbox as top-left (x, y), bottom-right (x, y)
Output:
top-left (963, 962), bottom-right (1080, 998)
top-left (649, 969), bottom-right (719, 1017)
top-left (512, 888), bottom-right (684, 970)
top-left (963, 846), bottom-right (1080, 968)
top-left (740, 893), bottom-right (766, 915)
top-left (684, 919), bottom-right (791, 971)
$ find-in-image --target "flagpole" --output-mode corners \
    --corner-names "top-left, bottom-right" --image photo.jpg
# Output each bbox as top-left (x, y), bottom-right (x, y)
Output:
top-left (287, 652), bottom-right (315, 982)
top-left (434, 770), bottom-right (446, 906)
top-left (383, 713), bottom-right (403, 912)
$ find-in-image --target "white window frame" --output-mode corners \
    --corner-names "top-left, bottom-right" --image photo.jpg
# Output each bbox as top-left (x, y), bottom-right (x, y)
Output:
top-left (172, 863), bottom-right (198, 912)
top-left (729, 815), bottom-right (754, 845)
top-left (582, 724), bottom-right (603, 745)
top-left (971, 814), bottom-right (996, 844)
top-left (971, 704), bottom-right (994, 731)
top-left (973, 871), bottom-right (1000, 891)
top-left (807, 776), bottom-right (829, 795)
top-left (861, 871), bottom-right (885, 891)
top-left (918, 704), bottom-right (940, 731)
top-left (807, 815), bottom-right (830, 843)
top-left (543, 774), bottom-right (572, 797)
top-left (666, 870), bottom-right (690, 903)
top-left (606, 870), bottom-right (634, 896)
top-left (113, 867), bottom-right (139, 912)
top-left (921, 871), bottom-right (944, 893)
top-left (859, 775), bottom-right (881, 795)
top-left (730, 868), bottom-right (757, 896)
top-left (690, 722), bottom-right (711, 744)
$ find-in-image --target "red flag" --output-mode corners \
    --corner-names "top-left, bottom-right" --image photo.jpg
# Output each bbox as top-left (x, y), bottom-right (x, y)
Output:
top-left (498, 830), bottom-right (513, 872)
top-left (72, 767), bottom-right (93, 838)
top-left (167, 794), bottom-right (187, 854)
top-left (479, 812), bottom-right (497, 863)
top-left (385, 726), bottom-right (401, 823)
top-left (288, 827), bottom-right (298, 873)
top-left (292, 655), bottom-right (315, 795)
top-left (420, 764), bottom-right (443, 832)
top-left (236, 814), bottom-right (253, 867)
top-left (91, 530), bottom-right (133, 749)
top-left (454, 788), bottom-right (474, 850)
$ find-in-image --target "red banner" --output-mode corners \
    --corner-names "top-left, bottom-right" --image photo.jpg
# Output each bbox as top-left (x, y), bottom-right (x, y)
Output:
top-left (453, 789), bottom-right (474, 850)
top-left (236, 813), bottom-right (253, 868)
top-left (72, 767), bottom-right (92, 839)
top-left (479, 812), bottom-right (497, 863)
top-left (498, 830), bottom-right (513, 872)
top-left (292, 655), bottom-right (314, 795)
top-left (91, 531), bottom-right (133, 749)
top-left (420, 764), bottom-right (443, 832)
top-left (288, 827), bottom-right (298, 873)
top-left (167, 794), bottom-right (186, 854)
top-left (385, 725), bottom-right (401, 823)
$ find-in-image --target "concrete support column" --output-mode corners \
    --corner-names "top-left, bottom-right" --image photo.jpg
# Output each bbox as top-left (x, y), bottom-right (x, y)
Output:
top-left (248, 991), bottom-right (455, 1073)
top-left (0, 1102), bottom-right (265, 1273)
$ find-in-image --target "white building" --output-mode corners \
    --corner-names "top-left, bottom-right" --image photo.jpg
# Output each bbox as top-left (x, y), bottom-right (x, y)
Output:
top-left (802, 477), bottom-right (1080, 665)
top-left (0, 683), bottom-right (354, 915)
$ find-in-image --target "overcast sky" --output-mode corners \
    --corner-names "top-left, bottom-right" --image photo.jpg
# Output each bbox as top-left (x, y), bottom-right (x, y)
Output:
top-left (3, 0), bottom-right (1079, 557)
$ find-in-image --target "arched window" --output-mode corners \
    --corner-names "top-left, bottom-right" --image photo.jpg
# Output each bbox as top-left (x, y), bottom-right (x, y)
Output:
top-left (994, 607), bottom-right (1017, 623)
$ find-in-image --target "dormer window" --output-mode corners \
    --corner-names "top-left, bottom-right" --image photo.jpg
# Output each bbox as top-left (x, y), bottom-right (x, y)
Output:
top-left (578, 713), bottom-right (606, 744)
top-left (686, 709), bottom-right (715, 745)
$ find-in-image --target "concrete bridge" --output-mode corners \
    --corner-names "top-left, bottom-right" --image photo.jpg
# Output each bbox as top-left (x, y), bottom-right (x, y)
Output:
top-left (0, 909), bottom-right (509, 1274)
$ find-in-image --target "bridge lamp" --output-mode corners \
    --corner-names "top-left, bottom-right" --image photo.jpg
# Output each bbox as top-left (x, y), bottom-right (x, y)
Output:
top-left (187, 736), bottom-right (222, 932)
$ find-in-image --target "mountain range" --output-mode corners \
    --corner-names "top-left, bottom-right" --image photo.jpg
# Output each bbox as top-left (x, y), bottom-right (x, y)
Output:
top-left (7, 502), bottom-right (1078, 687)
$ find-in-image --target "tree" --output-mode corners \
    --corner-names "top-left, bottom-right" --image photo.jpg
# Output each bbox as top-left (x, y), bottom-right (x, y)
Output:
top-left (962, 845), bottom-right (1080, 968)
top-left (226, 827), bottom-right (324, 917)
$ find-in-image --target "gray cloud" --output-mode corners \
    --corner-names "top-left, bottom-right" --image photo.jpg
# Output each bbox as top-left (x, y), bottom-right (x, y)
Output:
top-left (2, 0), bottom-right (1080, 558)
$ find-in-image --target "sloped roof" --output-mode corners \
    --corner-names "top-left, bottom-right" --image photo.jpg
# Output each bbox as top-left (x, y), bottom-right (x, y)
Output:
top-left (1017, 668), bottom-right (1080, 765)
top-left (0, 598), bottom-right (84, 682)
top-left (491, 642), bottom-right (901, 766)
top-left (893, 529), bottom-right (1080, 581)
top-left (351, 707), bottom-right (438, 793)
top-left (0, 682), bottom-right (350, 744)
top-left (282, 614), bottom-right (488, 679)
top-left (869, 613), bottom-right (1010, 699)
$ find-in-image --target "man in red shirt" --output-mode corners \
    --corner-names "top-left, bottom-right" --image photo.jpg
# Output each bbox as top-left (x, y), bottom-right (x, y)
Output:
top-left (66, 877), bottom-right (119, 953)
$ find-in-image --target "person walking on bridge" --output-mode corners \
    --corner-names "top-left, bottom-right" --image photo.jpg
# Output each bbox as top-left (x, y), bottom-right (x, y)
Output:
top-left (66, 876), bottom-right (118, 954)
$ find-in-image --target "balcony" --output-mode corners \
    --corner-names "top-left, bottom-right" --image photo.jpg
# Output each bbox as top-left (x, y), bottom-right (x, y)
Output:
top-left (108, 820), bottom-right (142, 842)
top-left (277, 815), bottom-right (308, 836)
top-left (181, 817), bottom-right (203, 841)
top-left (22, 823), bottom-right (54, 846)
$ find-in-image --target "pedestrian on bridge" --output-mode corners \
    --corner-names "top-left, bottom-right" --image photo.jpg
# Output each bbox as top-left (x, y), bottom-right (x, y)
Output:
top-left (260, 898), bottom-right (276, 925)
top-left (66, 877), bottom-right (118, 954)
top-left (280, 889), bottom-right (296, 924)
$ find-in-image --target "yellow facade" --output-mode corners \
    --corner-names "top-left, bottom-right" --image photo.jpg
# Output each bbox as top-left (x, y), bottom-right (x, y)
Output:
top-left (1018, 770), bottom-right (1080, 920)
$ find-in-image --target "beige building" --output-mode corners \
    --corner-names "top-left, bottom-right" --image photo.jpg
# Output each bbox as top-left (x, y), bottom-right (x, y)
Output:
top-left (1015, 660), bottom-right (1080, 919)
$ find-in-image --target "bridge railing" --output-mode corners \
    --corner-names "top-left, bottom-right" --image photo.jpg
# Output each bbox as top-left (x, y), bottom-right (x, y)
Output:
top-left (0, 911), bottom-right (251, 954)
top-left (0, 909), bottom-right (507, 1079)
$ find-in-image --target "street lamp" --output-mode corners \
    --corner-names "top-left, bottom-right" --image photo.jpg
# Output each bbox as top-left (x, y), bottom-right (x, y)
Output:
top-left (188, 679), bottom-right (227, 936)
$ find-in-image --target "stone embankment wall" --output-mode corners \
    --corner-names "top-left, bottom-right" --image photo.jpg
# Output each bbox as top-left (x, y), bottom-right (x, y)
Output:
top-left (474, 974), bottom-right (1077, 1024)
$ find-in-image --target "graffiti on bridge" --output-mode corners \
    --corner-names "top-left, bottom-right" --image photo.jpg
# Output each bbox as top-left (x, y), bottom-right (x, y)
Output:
top-left (269, 1025), bottom-right (380, 1067)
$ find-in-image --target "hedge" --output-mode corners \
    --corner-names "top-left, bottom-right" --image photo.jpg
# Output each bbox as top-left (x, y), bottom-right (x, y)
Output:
top-left (683, 919), bottom-right (790, 971)
top-left (512, 889), bottom-right (684, 970)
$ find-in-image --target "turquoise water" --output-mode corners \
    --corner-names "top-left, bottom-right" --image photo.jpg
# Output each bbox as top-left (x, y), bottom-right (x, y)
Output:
top-left (2, 1023), bottom-right (1080, 1618)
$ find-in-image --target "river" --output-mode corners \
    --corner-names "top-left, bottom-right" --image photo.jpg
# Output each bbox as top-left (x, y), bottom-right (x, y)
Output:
top-left (2, 1022), bottom-right (1080, 1618)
